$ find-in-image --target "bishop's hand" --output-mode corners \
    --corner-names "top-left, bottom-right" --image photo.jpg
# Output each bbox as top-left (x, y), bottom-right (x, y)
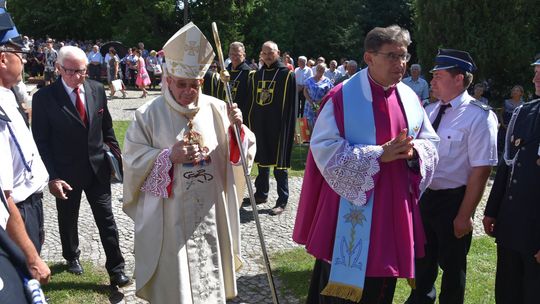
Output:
top-left (170, 140), bottom-right (202, 164)
top-left (228, 103), bottom-right (243, 126)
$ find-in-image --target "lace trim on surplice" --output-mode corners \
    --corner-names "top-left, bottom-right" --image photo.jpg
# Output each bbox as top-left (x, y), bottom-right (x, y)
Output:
top-left (322, 143), bottom-right (383, 206)
top-left (413, 139), bottom-right (438, 192)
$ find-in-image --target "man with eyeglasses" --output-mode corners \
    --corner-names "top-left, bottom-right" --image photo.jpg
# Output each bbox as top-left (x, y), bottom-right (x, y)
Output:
top-left (122, 22), bottom-right (255, 302)
top-left (32, 46), bottom-right (131, 287)
top-left (294, 25), bottom-right (439, 303)
top-left (0, 4), bottom-right (51, 287)
top-left (406, 49), bottom-right (498, 304)
top-left (223, 42), bottom-right (254, 119)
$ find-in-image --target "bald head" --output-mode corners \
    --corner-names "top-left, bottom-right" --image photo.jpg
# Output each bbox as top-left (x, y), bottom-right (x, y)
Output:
top-left (261, 41), bottom-right (280, 67)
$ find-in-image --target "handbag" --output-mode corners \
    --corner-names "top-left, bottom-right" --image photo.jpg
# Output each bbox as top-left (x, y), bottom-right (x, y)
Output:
top-left (105, 141), bottom-right (123, 183)
top-left (111, 79), bottom-right (124, 91)
top-left (153, 64), bottom-right (162, 75)
top-left (295, 117), bottom-right (311, 144)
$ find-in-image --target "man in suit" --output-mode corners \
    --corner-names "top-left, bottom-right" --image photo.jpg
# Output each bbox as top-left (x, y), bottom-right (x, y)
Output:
top-left (483, 54), bottom-right (540, 304)
top-left (32, 46), bottom-right (130, 287)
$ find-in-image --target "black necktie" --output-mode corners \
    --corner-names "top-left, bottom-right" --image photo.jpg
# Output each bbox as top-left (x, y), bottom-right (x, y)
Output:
top-left (431, 103), bottom-right (451, 131)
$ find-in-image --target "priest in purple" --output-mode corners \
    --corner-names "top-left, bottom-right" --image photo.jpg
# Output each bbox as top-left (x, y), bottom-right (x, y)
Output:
top-left (293, 25), bottom-right (439, 303)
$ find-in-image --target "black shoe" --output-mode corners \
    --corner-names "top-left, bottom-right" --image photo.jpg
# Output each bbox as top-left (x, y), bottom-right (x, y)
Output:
top-left (66, 259), bottom-right (83, 275)
top-left (242, 196), bottom-right (267, 206)
top-left (110, 272), bottom-right (132, 287)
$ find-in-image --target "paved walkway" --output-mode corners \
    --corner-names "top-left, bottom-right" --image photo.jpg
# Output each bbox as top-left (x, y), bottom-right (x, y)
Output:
top-left (40, 87), bottom-right (493, 303)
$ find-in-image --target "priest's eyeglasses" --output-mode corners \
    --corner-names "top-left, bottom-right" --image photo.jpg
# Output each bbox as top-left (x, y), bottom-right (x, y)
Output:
top-left (373, 51), bottom-right (411, 62)
top-left (61, 65), bottom-right (87, 76)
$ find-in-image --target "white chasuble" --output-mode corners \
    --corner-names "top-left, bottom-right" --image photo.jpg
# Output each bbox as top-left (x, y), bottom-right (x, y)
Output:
top-left (123, 88), bottom-right (255, 303)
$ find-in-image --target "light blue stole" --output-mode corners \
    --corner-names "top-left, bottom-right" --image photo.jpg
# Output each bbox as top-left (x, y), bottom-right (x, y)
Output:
top-left (321, 69), bottom-right (424, 302)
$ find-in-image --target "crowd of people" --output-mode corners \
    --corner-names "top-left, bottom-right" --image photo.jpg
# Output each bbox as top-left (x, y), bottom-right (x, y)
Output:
top-left (0, 3), bottom-right (539, 303)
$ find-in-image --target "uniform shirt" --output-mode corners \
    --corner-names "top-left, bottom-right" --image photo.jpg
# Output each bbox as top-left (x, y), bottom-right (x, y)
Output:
top-left (0, 189), bottom-right (8, 230)
top-left (87, 50), bottom-right (103, 64)
top-left (0, 88), bottom-right (49, 203)
top-left (426, 91), bottom-right (498, 190)
top-left (294, 66), bottom-right (313, 87)
top-left (0, 117), bottom-right (12, 230)
top-left (402, 76), bottom-right (429, 102)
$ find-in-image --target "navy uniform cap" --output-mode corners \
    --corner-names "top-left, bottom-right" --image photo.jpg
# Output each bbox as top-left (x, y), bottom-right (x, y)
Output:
top-left (0, 3), bottom-right (25, 50)
top-left (430, 49), bottom-right (477, 73)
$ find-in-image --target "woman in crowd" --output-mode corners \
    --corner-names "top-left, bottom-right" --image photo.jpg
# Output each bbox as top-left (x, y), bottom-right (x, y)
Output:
top-left (303, 63), bottom-right (334, 132)
top-left (497, 85), bottom-right (525, 155)
top-left (134, 48), bottom-right (150, 98)
top-left (108, 48), bottom-right (127, 98)
top-left (145, 50), bottom-right (159, 90)
top-left (473, 82), bottom-right (489, 104)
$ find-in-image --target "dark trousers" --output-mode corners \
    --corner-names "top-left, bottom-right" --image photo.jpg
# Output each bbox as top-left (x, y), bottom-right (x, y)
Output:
top-left (128, 69), bottom-right (137, 87)
top-left (307, 259), bottom-right (397, 304)
top-left (407, 186), bottom-right (470, 304)
top-left (88, 64), bottom-right (102, 82)
top-left (495, 245), bottom-right (540, 304)
top-left (56, 177), bottom-right (124, 275)
top-left (298, 90), bottom-right (306, 118)
top-left (16, 192), bottom-right (44, 254)
top-left (254, 165), bottom-right (289, 207)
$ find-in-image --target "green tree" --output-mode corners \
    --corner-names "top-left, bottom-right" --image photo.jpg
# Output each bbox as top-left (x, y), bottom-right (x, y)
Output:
top-left (413, 0), bottom-right (539, 103)
top-left (9, 0), bottom-right (117, 40)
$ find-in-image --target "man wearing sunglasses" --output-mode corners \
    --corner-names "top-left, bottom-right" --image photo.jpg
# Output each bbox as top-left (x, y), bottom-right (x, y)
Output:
top-left (31, 46), bottom-right (130, 287)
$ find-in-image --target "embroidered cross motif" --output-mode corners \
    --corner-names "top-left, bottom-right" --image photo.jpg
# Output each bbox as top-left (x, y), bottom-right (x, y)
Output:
top-left (256, 80), bottom-right (275, 106)
top-left (185, 41), bottom-right (199, 56)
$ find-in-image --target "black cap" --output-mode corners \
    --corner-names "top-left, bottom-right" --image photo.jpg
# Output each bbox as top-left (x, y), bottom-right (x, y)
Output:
top-left (0, 5), bottom-right (26, 51)
top-left (431, 49), bottom-right (477, 73)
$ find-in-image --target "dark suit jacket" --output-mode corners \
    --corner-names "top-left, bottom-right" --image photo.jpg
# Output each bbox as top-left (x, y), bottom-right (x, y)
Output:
top-left (484, 99), bottom-right (540, 255)
top-left (31, 78), bottom-right (119, 188)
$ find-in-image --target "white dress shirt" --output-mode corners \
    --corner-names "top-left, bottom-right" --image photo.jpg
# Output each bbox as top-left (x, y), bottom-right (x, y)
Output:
top-left (61, 78), bottom-right (86, 108)
top-left (426, 91), bottom-right (498, 190)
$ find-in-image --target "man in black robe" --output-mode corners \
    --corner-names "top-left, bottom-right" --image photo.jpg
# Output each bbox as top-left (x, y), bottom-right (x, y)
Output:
top-left (247, 41), bottom-right (296, 215)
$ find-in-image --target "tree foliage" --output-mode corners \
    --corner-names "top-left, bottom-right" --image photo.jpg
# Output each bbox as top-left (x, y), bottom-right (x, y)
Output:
top-left (413, 0), bottom-right (539, 102)
top-left (7, 0), bottom-right (538, 100)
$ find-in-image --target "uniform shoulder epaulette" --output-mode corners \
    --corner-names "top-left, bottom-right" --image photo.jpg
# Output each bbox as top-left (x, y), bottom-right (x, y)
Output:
top-left (0, 105), bottom-right (11, 122)
top-left (470, 99), bottom-right (492, 111)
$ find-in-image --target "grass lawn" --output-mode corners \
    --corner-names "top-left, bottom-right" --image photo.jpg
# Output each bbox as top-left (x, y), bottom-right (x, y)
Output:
top-left (272, 236), bottom-right (497, 304)
top-left (42, 262), bottom-right (114, 303)
top-left (113, 121), bottom-right (310, 177)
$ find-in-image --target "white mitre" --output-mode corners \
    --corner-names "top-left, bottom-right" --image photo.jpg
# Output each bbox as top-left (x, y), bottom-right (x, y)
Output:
top-left (163, 22), bottom-right (215, 79)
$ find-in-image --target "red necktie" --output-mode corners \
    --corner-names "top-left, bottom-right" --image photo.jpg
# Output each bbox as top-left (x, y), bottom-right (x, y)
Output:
top-left (73, 87), bottom-right (87, 126)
